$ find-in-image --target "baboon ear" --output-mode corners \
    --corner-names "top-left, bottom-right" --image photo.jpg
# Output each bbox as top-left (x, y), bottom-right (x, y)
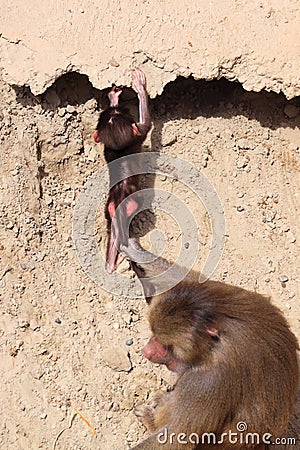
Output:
top-left (132, 123), bottom-right (142, 136)
top-left (205, 327), bottom-right (220, 338)
top-left (93, 130), bottom-right (101, 143)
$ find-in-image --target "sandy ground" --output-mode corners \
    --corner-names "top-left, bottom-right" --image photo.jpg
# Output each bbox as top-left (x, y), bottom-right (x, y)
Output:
top-left (0, 70), bottom-right (299, 449)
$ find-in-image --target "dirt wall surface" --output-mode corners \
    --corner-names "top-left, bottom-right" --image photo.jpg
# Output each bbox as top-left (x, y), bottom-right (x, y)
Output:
top-left (1, 0), bottom-right (300, 98)
top-left (0, 1), bottom-right (300, 450)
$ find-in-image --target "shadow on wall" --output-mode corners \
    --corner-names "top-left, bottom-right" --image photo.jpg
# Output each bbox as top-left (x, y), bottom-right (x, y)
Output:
top-left (12, 70), bottom-right (300, 129)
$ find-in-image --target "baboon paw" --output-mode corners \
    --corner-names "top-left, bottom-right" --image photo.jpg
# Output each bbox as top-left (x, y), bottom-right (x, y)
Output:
top-left (134, 404), bottom-right (155, 432)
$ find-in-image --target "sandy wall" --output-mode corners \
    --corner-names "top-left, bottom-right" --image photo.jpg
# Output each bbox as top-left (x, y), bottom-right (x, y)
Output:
top-left (1, 0), bottom-right (300, 98)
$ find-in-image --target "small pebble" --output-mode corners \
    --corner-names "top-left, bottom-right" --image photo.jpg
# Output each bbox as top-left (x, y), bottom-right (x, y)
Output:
top-left (279, 275), bottom-right (289, 283)
top-left (126, 338), bottom-right (133, 346)
top-left (285, 303), bottom-right (292, 311)
top-left (20, 263), bottom-right (27, 270)
top-left (184, 242), bottom-right (190, 249)
top-left (109, 57), bottom-right (120, 67)
top-left (66, 105), bottom-right (75, 114)
top-left (236, 157), bottom-right (249, 169)
top-left (55, 318), bottom-right (61, 324)
top-left (266, 209), bottom-right (277, 222)
top-left (122, 313), bottom-right (131, 325)
top-left (28, 261), bottom-right (36, 270)
top-left (159, 175), bottom-right (167, 182)
top-left (236, 206), bottom-right (244, 212)
top-left (237, 192), bottom-right (244, 198)
top-left (286, 231), bottom-right (296, 243)
top-left (40, 413), bottom-right (47, 419)
top-left (57, 108), bottom-right (66, 117)
top-left (30, 319), bottom-right (40, 331)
